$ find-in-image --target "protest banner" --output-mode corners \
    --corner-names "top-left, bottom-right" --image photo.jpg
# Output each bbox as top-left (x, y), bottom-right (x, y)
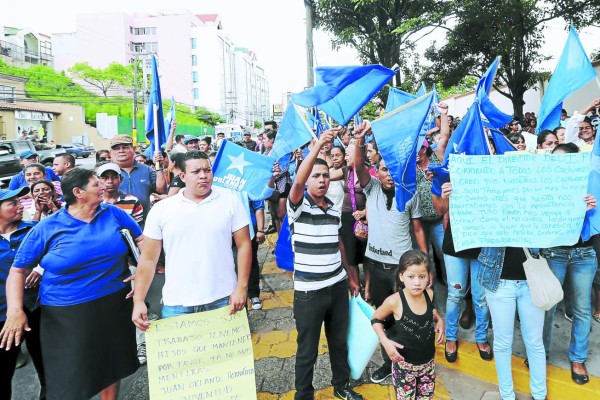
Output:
top-left (449, 152), bottom-right (591, 251)
top-left (146, 307), bottom-right (257, 400)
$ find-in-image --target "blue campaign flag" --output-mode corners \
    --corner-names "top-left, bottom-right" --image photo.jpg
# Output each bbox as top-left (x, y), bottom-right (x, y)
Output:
top-left (164, 97), bottom-right (176, 134)
top-left (353, 113), bottom-right (362, 127)
top-left (292, 65), bottom-right (395, 125)
top-left (145, 56), bottom-right (167, 152)
top-left (306, 109), bottom-right (317, 129)
top-left (582, 134), bottom-right (600, 241)
top-left (489, 130), bottom-right (516, 155)
top-left (371, 92), bottom-right (435, 212)
top-left (275, 216), bottom-right (294, 271)
top-left (416, 82), bottom-right (427, 96)
top-left (212, 140), bottom-right (273, 199)
top-left (385, 87), bottom-right (417, 113)
top-left (477, 57), bottom-right (513, 128)
top-left (269, 103), bottom-right (315, 162)
top-left (537, 26), bottom-right (596, 133)
top-left (430, 101), bottom-right (489, 196)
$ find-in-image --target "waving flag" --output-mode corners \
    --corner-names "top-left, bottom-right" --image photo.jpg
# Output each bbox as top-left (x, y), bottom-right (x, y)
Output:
top-left (371, 92), bottom-right (435, 211)
top-left (145, 56), bottom-right (166, 152)
top-left (292, 65), bottom-right (395, 125)
top-left (430, 101), bottom-right (489, 196)
top-left (582, 133), bottom-right (600, 241)
top-left (212, 140), bottom-right (273, 199)
top-left (164, 97), bottom-right (176, 133)
top-left (385, 88), bottom-right (417, 113)
top-left (477, 57), bottom-right (513, 128)
top-left (269, 103), bottom-right (315, 162)
top-left (416, 82), bottom-right (427, 96)
top-left (537, 26), bottom-right (596, 133)
top-left (489, 130), bottom-right (517, 154)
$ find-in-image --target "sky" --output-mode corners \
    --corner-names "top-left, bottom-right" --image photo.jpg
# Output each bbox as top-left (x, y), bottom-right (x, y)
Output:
top-left (1, 0), bottom-right (598, 106)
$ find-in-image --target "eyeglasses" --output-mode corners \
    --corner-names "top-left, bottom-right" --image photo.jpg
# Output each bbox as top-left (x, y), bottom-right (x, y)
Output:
top-left (579, 126), bottom-right (592, 131)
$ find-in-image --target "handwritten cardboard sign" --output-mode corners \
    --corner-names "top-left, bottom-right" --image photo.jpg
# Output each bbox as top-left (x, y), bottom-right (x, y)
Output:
top-left (449, 152), bottom-right (591, 251)
top-left (146, 307), bottom-right (257, 400)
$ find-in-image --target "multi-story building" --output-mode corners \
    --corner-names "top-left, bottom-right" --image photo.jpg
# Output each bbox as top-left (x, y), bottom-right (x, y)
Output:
top-left (52, 10), bottom-right (270, 130)
top-left (0, 26), bottom-right (53, 68)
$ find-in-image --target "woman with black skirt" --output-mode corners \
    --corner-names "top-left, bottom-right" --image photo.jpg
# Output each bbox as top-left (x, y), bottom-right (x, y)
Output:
top-left (1, 168), bottom-right (143, 400)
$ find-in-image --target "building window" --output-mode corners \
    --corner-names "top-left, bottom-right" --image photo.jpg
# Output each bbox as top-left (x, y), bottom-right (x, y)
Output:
top-left (192, 71), bottom-right (198, 83)
top-left (0, 86), bottom-right (16, 103)
top-left (191, 54), bottom-right (197, 66)
top-left (130, 42), bottom-right (159, 53)
top-left (193, 88), bottom-right (199, 100)
top-left (191, 38), bottom-right (197, 49)
top-left (130, 27), bottom-right (156, 35)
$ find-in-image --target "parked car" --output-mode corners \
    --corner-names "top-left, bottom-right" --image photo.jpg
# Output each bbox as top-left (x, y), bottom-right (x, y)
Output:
top-left (73, 142), bottom-right (95, 153)
top-left (57, 143), bottom-right (91, 159)
top-left (0, 139), bottom-right (63, 183)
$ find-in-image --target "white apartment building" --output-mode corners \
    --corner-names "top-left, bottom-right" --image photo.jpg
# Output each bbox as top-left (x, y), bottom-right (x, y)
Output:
top-left (51, 10), bottom-right (270, 129)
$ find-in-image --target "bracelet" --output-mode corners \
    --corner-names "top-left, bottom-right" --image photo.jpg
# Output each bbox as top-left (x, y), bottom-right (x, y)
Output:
top-left (257, 230), bottom-right (265, 233)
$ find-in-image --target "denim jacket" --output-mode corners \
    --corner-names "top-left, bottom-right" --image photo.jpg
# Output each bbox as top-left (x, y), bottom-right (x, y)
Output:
top-left (477, 247), bottom-right (540, 293)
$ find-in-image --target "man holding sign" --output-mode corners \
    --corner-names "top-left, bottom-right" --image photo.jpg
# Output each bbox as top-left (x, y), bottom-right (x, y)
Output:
top-left (132, 150), bottom-right (252, 325)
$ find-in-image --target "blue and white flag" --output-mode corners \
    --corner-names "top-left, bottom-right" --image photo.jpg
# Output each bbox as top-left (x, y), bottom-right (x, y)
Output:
top-left (537, 26), bottom-right (596, 133)
top-left (269, 103), bottom-right (315, 162)
top-left (164, 97), bottom-right (176, 134)
top-left (145, 56), bottom-right (166, 152)
top-left (292, 65), bottom-right (395, 125)
top-left (582, 133), bottom-right (600, 241)
top-left (477, 57), bottom-right (513, 128)
top-left (212, 140), bottom-right (273, 199)
top-left (385, 87), bottom-right (418, 114)
top-left (371, 92), bottom-right (435, 212)
top-left (416, 82), bottom-right (427, 96)
top-left (430, 101), bottom-right (489, 196)
top-left (489, 130), bottom-right (516, 154)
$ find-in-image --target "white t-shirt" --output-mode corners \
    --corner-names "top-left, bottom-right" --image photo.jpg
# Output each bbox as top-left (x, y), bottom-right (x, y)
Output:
top-left (144, 186), bottom-right (249, 306)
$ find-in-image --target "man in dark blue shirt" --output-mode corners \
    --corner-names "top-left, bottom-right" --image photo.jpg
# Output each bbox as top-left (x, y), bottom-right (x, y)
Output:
top-left (109, 135), bottom-right (166, 219)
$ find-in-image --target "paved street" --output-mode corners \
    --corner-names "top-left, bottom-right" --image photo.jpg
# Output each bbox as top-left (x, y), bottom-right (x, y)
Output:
top-left (12, 235), bottom-right (600, 400)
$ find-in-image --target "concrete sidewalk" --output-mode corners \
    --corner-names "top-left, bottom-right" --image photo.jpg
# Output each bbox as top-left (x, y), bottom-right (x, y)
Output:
top-left (12, 244), bottom-right (600, 399)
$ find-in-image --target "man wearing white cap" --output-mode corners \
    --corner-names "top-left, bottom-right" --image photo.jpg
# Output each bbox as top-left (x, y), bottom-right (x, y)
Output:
top-left (96, 162), bottom-right (144, 227)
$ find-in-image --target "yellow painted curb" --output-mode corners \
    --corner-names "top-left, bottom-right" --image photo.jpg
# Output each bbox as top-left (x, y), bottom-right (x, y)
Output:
top-left (258, 380), bottom-right (450, 399)
top-left (435, 340), bottom-right (600, 399)
top-left (252, 329), bottom-right (328, 359)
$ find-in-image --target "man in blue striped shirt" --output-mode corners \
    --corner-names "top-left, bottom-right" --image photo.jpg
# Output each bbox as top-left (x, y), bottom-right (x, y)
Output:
top-left (287, 129), bottom-right (362, 400)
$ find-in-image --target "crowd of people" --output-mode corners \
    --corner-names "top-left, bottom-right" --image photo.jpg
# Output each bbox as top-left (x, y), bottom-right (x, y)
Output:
top-left (0, 92), bottom-right (597, 400)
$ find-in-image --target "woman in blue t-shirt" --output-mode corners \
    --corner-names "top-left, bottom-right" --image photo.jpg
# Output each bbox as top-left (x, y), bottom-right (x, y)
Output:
top-left (0, 168), bottom-right (143, 400)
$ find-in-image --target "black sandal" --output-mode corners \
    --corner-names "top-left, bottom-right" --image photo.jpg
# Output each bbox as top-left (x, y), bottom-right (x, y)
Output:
top-left (477, 342), bottom-right (494, 361)
top-left (445, 340), bottom-right (458, 363)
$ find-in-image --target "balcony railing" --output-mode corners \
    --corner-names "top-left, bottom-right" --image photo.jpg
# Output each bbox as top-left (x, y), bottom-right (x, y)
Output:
top-left (0, 40), bottom-right (53, 66)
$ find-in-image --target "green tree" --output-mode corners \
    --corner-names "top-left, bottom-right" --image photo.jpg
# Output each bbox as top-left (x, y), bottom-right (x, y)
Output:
top-left (313, 0), bottom-right (452, 85)
top-left (68, 62), bottom-right (133, 98)
top-left (426, 0), bottom-right (597, 117)
top-left (195, 107), bottom-right (225, 126)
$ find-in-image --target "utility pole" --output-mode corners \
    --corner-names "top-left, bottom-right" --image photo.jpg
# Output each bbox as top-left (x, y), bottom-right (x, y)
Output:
top-left (132, 54), bottom-right (138, 144)
top-left (305, 0), bottom-right (315, 87)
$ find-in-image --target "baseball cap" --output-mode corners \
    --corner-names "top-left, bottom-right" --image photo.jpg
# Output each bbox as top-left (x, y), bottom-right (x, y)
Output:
top-left (243, 132), bottom-right (251, 136)
top-left (110, 135), bottom-right (133, 148)
top-left (96, 162), bottom-right (122, 177)
top-left (19, 150), bottom-right (38, 159)
top-left (183, 135), bottom-right (200, 144)
top-left (0, 186), bottom-right (30, 202)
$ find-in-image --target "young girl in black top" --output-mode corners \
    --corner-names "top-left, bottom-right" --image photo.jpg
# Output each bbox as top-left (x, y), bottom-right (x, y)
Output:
top-left (371, 249), bottom-right (445, 399)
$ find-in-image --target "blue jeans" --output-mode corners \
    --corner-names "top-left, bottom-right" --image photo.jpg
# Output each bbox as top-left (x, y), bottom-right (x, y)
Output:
top-left (541, 246), bottom-right (597, 362)
top-left (486, 280), bottom-right (546, 400)
top-left (162, 296), bottom-right (230, 318)
top-left (444, 255), bottom-right (490, 343)
top-left (422, 219), bottom-right (445, 280)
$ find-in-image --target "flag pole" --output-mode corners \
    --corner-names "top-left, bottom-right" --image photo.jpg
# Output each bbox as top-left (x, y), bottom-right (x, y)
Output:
top-left (153, 103), bottom-right (160, 170)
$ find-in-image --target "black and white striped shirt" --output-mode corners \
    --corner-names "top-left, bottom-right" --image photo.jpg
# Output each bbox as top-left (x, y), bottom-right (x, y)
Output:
top-left (287, 192), bottom-right (347, 291)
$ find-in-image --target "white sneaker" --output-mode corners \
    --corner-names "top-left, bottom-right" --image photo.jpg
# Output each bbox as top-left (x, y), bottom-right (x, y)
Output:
top-left (137, 343), bottom-right (147, 365)
top-left (251, 297), bottom-right (262, 310)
